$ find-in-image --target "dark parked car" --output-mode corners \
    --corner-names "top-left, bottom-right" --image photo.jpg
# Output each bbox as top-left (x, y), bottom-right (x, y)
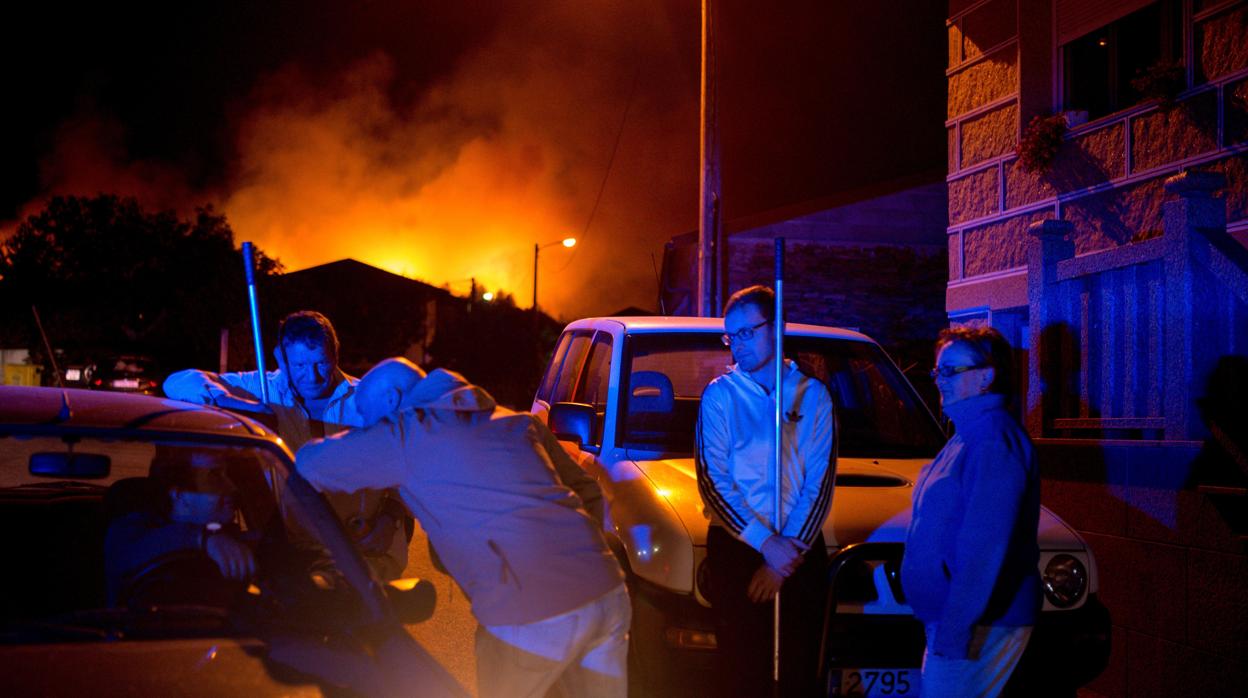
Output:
top-left (88, 355), bottom-right (162, 395)
top-left (0, 386), bottom-right (465, 697)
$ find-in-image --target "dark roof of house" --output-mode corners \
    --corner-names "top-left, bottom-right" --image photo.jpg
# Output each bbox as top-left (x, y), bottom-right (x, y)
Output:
top-left (277, 258), bottom-right (449, 296)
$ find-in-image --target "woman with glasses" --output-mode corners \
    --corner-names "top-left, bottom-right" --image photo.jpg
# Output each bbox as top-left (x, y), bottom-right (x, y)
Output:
top-left (901, 326), bottom-right (1041, 697)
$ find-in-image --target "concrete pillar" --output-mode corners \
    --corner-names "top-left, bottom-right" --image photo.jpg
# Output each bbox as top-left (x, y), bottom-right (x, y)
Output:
top-left (1162, 169), bottom-right (1227, 441)
top-left (1026, 219), bottom-right (1074, 437)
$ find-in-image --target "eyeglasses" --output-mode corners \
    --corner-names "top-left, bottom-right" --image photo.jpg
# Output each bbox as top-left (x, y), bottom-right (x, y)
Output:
top-left (930, 364), bottom-right (987, 379)
top-left (721, 320), bottom-right (769, 346)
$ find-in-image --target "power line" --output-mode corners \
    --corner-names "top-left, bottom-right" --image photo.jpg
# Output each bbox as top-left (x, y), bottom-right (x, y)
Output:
top-left (555, 65), bottom-right (640, 274)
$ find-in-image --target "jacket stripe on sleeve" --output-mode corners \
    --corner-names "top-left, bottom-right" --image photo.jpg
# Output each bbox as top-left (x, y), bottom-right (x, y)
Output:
top-left (797, 449), bottom-right (835, 544)
top-left (695, 417), bottom-right (747, 534)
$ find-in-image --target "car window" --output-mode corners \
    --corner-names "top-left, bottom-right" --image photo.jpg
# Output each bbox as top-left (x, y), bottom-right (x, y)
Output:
top-left (619, 333), bottom-right (733, 452)
top-left (618, 332), bottom-right (944, 457)
top-left (0, 433), bottom-right (368, 641)
top-left (787, 337), bottom-right (945, 458)
top-left (536, 332), bottom-right (573, 404)
top-left (578, 333), bottom-right (614, 410)
top-left (573, 333), bottom-right (614, 448)
top-left (549, 331), bottom-right (593, 405)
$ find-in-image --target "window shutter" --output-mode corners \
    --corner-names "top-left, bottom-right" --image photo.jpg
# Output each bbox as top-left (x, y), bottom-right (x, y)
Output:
top-left (1056, 0), bottom-right (1157, 45)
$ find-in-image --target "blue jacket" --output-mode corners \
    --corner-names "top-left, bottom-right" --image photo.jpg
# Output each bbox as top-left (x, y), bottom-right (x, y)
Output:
top-left (296, 370), bottom-right (622, 627)
top-left (900, 393), bottom-right (1041, 659)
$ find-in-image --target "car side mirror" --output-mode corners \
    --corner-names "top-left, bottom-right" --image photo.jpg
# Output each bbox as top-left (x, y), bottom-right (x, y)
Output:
top-left (549, 402), bottom-right (598, 454)
top-left (385, 577), bottom-right (437, 624)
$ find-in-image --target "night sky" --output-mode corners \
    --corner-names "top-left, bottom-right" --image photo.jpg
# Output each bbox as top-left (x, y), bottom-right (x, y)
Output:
top-left (1, 1), bottom-right (943, 319)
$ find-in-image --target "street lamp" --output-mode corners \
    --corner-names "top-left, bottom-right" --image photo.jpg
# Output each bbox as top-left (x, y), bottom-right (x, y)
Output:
top-left (533, 237), bottom-right (577, 312)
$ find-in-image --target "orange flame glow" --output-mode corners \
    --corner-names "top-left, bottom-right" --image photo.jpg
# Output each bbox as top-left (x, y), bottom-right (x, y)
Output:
top-left (4, 3), bottom-right (698, 319)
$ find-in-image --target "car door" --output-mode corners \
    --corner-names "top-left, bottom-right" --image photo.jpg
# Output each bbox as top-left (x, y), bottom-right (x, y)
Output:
top-left (532, 330), bottom-right (593, 418)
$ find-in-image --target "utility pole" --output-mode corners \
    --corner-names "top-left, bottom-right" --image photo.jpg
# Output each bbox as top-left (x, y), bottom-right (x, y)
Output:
top-left (698, 0), bottom-right (722, 317)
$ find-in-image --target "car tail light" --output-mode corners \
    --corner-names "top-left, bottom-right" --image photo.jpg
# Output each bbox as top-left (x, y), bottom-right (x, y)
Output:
top-left (663, 627), bottom-right (717, 650)
top-left (1042, 554), bottom-right (1087, 608)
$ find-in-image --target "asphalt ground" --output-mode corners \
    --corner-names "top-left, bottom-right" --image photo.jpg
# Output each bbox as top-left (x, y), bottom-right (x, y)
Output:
top-left (401, 521), bottom-right (479, 696)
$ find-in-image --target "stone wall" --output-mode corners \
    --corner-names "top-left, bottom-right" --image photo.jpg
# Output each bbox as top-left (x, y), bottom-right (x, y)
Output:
top-left (1037, 440), bottom-right (1248, 697)
top-left (724, 238), bottom-right (947, 379)
top-left (946, 0), bottom-right (1248, 317)
top-left (946, 4), bottom-right (1248, 696)
top-left (1197, 1), bottom-right (1248, 80)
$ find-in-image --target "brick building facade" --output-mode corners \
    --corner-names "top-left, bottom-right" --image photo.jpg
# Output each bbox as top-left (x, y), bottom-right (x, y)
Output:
top-left (661, 4), bottom-right (1246, 689)
top-left (662, 178), bottom-right (950, 387)
top-left (946, 1), bottom-right (1248, 695)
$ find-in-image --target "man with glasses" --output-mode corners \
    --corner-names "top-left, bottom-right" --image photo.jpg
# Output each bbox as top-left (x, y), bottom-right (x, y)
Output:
top-left (164, 311), bottom-right (409, 581)
top-left (696, 285), bottom-right (836, 696)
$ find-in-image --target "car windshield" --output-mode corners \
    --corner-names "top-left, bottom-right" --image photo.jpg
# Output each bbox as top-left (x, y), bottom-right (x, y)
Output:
top-left (620, 332), bottom-right (946, 458)
top-left (0, 433), bottom-right (364, 643)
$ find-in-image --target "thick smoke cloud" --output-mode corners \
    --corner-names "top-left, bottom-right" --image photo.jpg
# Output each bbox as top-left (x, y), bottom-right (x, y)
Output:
top-left (6, 0), bottom-right (698, 320)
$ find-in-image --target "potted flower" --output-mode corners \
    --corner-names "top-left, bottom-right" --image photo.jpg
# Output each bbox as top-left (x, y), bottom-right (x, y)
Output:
top-left (1017, 114), bottom-right (1067, 174)
top-left (1130, 59), bottom-right (1185, 109)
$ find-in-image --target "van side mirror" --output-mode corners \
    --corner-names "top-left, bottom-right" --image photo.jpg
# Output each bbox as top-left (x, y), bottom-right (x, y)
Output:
top-left (548, 402), bottom-right (598, 454)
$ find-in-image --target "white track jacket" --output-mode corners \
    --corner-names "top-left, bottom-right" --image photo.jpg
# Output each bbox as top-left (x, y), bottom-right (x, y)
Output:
top-left (696, 360), bottom-right (836, 552)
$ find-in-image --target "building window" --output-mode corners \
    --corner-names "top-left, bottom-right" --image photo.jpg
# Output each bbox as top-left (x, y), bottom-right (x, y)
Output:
top-left (1062, 1), bottom-right (1184, 121)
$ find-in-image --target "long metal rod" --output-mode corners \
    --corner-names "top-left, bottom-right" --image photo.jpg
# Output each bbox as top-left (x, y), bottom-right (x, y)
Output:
top-left (31, 305), bottom-right (64, 388)
top-left (697, 0), bottom-right (721, 317)
top-left (772, 237), bottom-right (785, 687)
top-left (241, 242), bottom-right (270, 404)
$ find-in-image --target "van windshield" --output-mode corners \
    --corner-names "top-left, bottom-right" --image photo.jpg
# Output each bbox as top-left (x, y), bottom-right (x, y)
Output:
top-left (620, 332), bottom-right (945, 458)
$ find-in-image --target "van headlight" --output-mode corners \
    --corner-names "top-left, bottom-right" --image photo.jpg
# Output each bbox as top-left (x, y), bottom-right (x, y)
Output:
top-left (1042, 554), bottom-right (1087, 608)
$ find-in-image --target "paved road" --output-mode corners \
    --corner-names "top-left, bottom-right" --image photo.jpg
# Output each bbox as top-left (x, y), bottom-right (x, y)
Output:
top-left (400, 521), bottom-right (479, 696)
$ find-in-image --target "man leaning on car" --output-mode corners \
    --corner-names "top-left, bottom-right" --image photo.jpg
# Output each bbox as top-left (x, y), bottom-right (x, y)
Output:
top-left (163, 310), bottom-right (409, 581)
top-left (696, 284), bottom-right (837, 697)
top-left (297, 358), bottom-right (629, 698)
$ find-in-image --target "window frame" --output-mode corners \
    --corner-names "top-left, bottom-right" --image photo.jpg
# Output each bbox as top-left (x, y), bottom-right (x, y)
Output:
top-left (1057, 0), bottom-right (1188, 123)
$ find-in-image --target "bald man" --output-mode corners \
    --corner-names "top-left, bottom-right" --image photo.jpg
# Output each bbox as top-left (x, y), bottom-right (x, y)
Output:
top-left (296, 359), bottom-right (624, 698)
top-left (353, 359), bottom-right (604, 519)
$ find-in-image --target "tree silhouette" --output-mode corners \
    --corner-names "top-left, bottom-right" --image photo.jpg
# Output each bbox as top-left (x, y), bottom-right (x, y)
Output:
top-left (0, 194), bottom-right (280, 377)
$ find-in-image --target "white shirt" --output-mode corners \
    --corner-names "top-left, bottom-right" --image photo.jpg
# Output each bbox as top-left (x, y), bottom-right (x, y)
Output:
top-left (696, 360), bottom-right (836, 551)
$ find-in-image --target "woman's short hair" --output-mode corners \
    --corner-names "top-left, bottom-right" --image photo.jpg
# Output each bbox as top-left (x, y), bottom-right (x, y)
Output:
top-left (936, 325), bottom-right (1015, 397)
top-left (724, 285), bottom-right (775, 322)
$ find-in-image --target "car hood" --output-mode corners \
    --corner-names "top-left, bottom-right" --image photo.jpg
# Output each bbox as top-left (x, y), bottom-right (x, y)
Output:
top-left (633, 456), bottom-right (1082, 551)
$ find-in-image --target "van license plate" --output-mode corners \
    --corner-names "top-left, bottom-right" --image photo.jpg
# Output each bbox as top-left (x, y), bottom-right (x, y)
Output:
top-left (830, 668), bottom-right (918, 696)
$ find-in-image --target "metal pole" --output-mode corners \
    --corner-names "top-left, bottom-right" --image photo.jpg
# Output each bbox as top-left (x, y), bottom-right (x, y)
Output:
top-left (241, 242), bottom-right (270, 404)
top-left (698, 0), bottom-right (721, 317)
top-left (533, 243), bottom-right (540, 312)
top-left (772, 237), bottom-right (785, 688)
top-left (31, 305), bottom-right (64, 388)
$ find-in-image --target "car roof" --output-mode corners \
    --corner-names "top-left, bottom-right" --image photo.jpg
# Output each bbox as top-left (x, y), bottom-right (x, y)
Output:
top-left (0, 386), bottom-right (278, 443)
top-left (562, 315), bottom-right (875, 342)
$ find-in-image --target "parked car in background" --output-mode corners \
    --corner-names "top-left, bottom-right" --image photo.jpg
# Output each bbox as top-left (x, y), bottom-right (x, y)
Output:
top-left (88, 355), bottom-right (162, 395)
top-left (532, 317), bottom-right (1110, 697)
top-left (0, 386), bottom-right (464, 697)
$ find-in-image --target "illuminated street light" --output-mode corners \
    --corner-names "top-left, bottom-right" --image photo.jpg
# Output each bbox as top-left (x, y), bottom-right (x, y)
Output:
top-left (482, 291), bottom-right (495, 302)
top-left (533, 237), bottom-right (577, 312)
